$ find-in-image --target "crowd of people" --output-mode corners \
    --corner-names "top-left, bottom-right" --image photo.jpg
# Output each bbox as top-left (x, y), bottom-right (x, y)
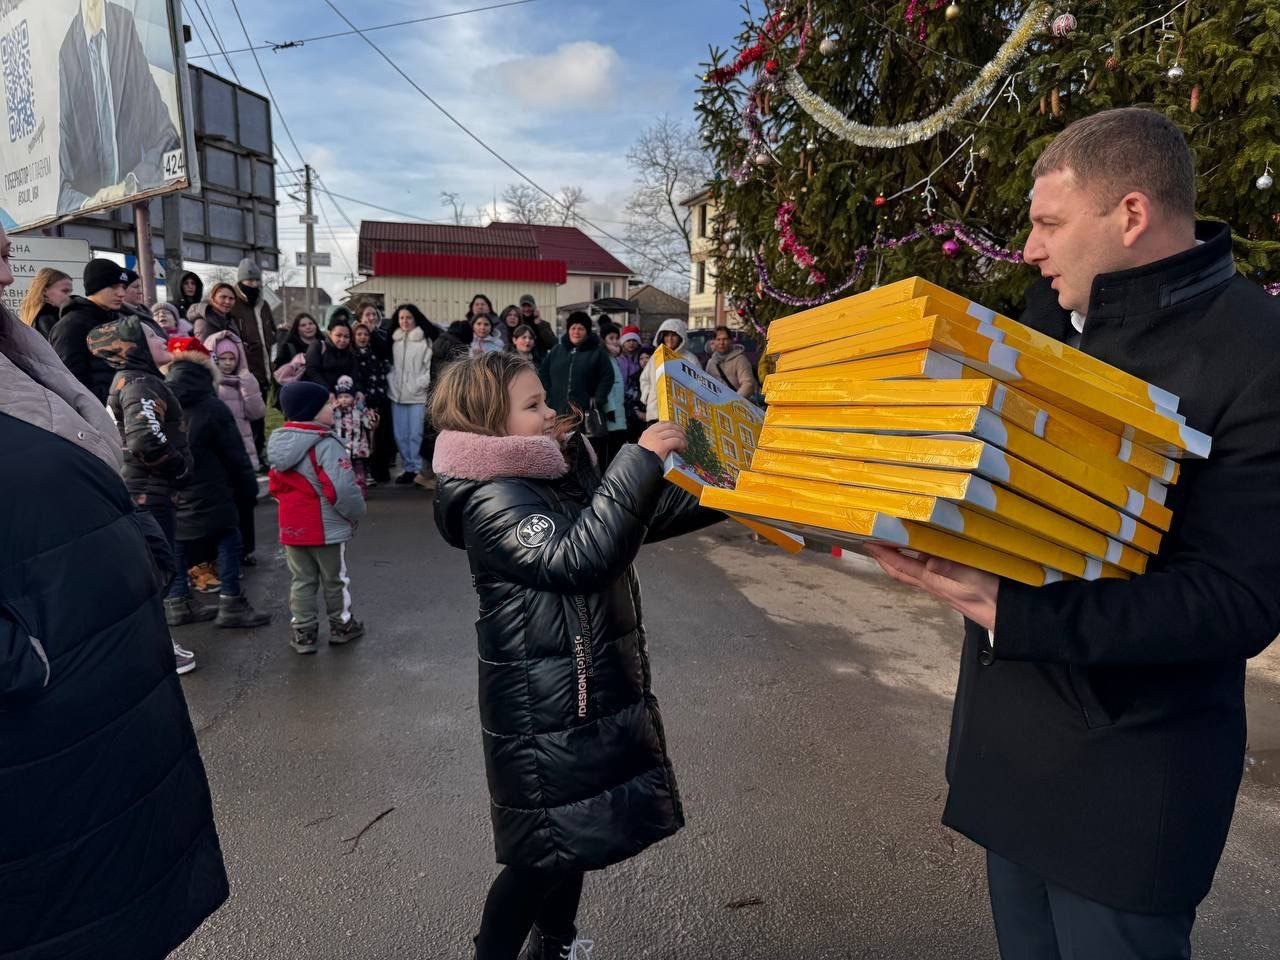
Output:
top-left (16, 255), bottom-right (759, 673)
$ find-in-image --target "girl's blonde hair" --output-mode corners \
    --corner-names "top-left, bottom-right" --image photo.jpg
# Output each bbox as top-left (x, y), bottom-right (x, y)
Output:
top-left (431, 352), bottom-right (578, 439)
top-left (19, 268), bottom-right (71, 327)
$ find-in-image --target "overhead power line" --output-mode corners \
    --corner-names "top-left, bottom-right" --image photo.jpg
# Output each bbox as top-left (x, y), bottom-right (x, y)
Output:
top-left (188, 0), bottom-right (536, 60)
top-left (188, 0), bottom-right (241, 82)
top-left (318, 0), bottom-right (669, 277)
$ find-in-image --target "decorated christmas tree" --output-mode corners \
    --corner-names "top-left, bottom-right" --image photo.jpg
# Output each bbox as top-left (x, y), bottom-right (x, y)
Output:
top-left (696, 1), bottom-right (1280, 327)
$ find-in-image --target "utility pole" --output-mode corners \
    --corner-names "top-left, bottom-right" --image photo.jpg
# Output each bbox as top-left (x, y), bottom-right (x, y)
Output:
top-left (133, 202), bottom-right (156, 306)
top-left (304, 164), bottom-right (316, 317)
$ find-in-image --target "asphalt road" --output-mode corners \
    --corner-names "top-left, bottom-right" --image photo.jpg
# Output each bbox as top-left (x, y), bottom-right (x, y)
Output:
top-left (172, 488), bottom-right (1280, 959)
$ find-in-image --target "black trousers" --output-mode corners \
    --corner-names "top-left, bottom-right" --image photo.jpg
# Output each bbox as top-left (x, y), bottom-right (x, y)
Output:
top-left (474, 866), bottom-right (583, 960)
top-left (368, 397), bottom-right (394, 481)
top-left (237, 494), bottom-right (257, 557)
top-left (986, 850), bottom-right (1194, 960)
top-left (250, 416), bottom-right (266, 464)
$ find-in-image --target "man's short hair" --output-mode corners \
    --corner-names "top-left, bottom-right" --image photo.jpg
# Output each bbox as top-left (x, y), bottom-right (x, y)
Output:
top-left (1032, 108), bottom-right (1195, 219)
top-left (713, 325), bottom-right (732, 337)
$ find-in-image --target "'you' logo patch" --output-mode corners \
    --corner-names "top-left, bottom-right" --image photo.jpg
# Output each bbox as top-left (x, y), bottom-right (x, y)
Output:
top-left (517, 515), bottom-right (555, 548)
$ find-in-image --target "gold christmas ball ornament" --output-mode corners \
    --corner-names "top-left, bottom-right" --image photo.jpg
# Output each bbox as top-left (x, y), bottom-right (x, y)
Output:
top-left (945, 2), bottom-right (962, 21)
top-left (754, 151), bottom-right (773, 166)
top-left (819, 35), bottom-right (839, 56)
top-left (977, 144), bottom-right (991, 160)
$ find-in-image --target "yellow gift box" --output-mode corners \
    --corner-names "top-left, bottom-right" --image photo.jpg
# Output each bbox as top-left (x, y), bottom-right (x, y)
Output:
top-left (747, 448), bottom-right (1148, 574)
top-left (773, 315), bottom-right (1208, 460)
top-left (767, 278), bottom-right (1181, 416)
top-left (699, 486), bottom-right (1072, 588)
top-left (733, 470), bottom-right (1129, 580)
top-left (762, 352), bottom-right (1179, 484)
top-left (755, 427), bottom-right (1164, 555)
top-left (763, 377), bottom-right (1174, 498)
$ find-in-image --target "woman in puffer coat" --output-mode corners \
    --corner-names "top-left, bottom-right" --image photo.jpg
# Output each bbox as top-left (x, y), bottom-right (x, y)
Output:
top-left (432, 352), bottom-right (721, 960)
top-left (204, 329), bottom-right (265, 470)
top-left (0, 302), bottom-right (228, 959)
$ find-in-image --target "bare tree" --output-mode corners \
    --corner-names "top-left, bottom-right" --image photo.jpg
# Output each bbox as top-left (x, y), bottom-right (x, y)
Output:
top-left (501, 183), bottom-right (549, 224)
top-left (500, 183), bottom-right (590, 226)
top-left (440, 191), bottom-right (467, 226)
top-left (623, 116), bottom-right (712, 291)
top-left (554, 186), bottom-right (590, 226)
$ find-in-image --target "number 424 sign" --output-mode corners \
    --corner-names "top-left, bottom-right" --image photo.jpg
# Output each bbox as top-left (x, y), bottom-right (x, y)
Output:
top-left (163, 149), bottom-right (186, 181)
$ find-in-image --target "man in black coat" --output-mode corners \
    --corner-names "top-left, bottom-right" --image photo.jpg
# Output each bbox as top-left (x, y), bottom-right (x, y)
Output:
top-left (1, 298), bottom-right (228, 959)
top-left (57, 0), bottom-right (181, 213)
top-left (867, 108), bottom-right (1280, 958)
top-left (49, 257), bottom-right (129, 402)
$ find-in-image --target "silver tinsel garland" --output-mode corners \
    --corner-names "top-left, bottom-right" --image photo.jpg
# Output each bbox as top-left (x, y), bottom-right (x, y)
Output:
top-left (782, 1), bottom-right (1050, 149)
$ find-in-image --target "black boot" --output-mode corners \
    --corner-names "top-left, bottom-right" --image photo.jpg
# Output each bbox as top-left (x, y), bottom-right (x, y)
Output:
top-left (329, 617), bottom-right (365, 645)
top-left (521, 927), bottom-right (588, 960)
top-left (164, 597), bottom-right (217, 627)
top-left (215, 594), bottom-right (272, 628)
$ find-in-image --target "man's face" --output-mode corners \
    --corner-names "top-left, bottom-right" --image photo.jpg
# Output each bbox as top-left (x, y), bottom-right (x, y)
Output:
top-left (93, 283), bottom-right (125, 311)
top-left (521, 302), bottom-right (536, 318)
top-left (712, 332), bottom-right (732, 354)
top-left (1024, 168), bottom-right (1131, 316)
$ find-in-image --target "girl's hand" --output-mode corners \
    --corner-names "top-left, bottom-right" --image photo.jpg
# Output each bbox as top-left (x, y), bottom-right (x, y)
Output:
top-left (638, 422), bottom-right (687, 460)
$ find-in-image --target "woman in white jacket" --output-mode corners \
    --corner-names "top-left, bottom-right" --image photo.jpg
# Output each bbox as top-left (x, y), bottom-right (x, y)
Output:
top-left (639, 317), bottom-right (701, 424)
top-left (388, 309), bottom-right (434, 484)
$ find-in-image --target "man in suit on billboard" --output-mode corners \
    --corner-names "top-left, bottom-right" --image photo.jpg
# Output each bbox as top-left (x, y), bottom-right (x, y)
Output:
top-left (57, 0), bottom-right (180, 214)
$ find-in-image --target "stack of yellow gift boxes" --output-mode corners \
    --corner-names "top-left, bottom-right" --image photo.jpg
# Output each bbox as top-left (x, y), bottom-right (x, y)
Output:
top-left (697, 278), bottom-right (1212, 586)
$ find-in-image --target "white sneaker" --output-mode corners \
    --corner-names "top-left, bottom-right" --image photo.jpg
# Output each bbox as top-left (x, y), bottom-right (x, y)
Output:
top-left (173, 640), bottom-right (197, 675)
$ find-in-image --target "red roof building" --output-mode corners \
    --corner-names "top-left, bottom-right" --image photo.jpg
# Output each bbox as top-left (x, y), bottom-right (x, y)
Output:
top-left (349, 220), bottom-right (634, 329)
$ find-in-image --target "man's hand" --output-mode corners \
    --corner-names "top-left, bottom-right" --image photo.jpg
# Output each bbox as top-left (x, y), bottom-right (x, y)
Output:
top-left (864, 544), bottom-right (999, 631)
top-left (80, 174), bottom-right (139, 209)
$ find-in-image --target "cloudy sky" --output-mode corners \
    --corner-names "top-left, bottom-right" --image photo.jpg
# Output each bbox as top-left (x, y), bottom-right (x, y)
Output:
top-left (186, 0), bottom-right (747, 295)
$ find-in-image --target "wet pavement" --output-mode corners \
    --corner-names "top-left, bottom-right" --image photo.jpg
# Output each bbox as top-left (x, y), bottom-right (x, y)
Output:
top-left (172, 488), bottom-right (1280, 959)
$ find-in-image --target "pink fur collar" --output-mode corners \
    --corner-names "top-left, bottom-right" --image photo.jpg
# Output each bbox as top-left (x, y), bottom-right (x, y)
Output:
top-left (433, 430), bottom-right (568, 481)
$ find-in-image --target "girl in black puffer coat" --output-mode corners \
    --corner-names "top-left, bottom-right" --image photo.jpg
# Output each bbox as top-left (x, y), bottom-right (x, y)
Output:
top-left (432, 352), bottom-right (721, 960)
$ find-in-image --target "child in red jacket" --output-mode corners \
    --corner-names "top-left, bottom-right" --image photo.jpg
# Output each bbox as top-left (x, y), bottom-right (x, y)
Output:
top-left (267, 381), bottom-right (367, 654)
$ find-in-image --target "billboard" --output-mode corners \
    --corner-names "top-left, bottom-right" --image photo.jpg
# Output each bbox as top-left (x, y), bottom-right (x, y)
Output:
top-left (0, 0), bottom-right (191, 231)
top-left (40, 64), bottom-right (278, 271)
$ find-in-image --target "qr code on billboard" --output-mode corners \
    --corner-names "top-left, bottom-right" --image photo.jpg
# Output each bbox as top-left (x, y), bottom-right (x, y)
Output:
top-left (2, 20), bottom-right (35, 143)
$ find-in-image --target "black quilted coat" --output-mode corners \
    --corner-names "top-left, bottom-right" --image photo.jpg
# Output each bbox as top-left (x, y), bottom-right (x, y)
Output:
top-left (434, 432), bottom-right (721, 870)
top-left (90, 316), bottom-right (192, 505)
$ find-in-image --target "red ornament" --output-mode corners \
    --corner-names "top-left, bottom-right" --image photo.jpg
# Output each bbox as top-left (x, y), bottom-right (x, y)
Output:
top-left (873, 194), bottom-right (888, 207)
top-left (736, 306), bottom-right (746, 317)
top-left (941, 239), bottom-right (961, 259)
top-left (765, 58), bottom-right (780, 75)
